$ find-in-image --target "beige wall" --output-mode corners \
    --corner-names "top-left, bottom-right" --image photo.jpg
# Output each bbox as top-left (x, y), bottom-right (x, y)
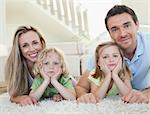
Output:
top-left (122, 0), bottom-right (150, 25)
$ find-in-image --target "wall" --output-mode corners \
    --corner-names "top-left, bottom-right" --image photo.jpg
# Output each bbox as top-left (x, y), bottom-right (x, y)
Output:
top-left (122, 0), bottom-right (150, 25)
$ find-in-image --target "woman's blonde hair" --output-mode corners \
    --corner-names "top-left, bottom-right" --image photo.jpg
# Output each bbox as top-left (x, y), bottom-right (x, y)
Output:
top-left (33, 48), bottom-right (69, 77)
top-left (92, 41), bottom-right (132, 81)
top-left (5, 26), bottom-right (46, 96)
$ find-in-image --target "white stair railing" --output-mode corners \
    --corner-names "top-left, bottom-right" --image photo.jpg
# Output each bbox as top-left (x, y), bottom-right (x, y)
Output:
top-left (35, 0), bottom-right (89, 38)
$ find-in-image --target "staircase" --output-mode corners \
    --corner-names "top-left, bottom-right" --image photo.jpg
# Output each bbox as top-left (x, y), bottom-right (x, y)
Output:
top-left (32, 0), bottom-right (89, 38)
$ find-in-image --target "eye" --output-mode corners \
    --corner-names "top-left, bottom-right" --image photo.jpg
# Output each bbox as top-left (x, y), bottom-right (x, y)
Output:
top-left (111, 27), bottom-right (118, 33)
top-left (22, 43), bottom-right (29, 48)
top-left (113, 54), bottom-right (119, 58)
top-left (53, 62), bottom-right (59, 65)
top-left (102, 55), bottom-right (108, 59)
top-left (124, 22), bottom-right (131, 29)
top-left (32, 41), bottom-right (39, 45)
top-left (43, 61), bottom-right (49, 65)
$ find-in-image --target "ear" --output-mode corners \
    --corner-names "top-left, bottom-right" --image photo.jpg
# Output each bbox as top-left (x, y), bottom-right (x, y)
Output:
top-left (135, 21), bottom-right (139, 31)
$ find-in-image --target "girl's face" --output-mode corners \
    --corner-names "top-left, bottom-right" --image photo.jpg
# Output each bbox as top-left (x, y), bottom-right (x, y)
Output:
top-left (19, 31), bottom-right (43, 63)
top-left (98, 46), bottom-right (121, 71)
top-left (42, 52), bottom-right (62, 77)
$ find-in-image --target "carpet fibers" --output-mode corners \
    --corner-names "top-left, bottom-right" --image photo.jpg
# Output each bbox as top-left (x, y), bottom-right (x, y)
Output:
top-left (0, 93), bottom-right (150, 114)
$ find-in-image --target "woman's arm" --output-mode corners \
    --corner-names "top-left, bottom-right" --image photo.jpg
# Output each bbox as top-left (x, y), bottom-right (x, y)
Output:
top-left (10, 95), bottom-right (37, 106)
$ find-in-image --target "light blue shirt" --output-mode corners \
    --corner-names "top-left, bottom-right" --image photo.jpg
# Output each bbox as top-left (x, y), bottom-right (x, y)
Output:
top-left (87, 32), bottom-right (150, 91)
top-left (125, 32), bottom-right (150, 90)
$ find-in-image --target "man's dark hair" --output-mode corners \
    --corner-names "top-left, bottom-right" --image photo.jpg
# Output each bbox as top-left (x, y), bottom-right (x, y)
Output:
top-left (105, 5), bottom-right (138, 31)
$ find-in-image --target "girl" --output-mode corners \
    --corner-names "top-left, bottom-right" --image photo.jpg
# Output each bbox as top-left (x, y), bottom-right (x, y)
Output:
top-left (5, 26), bottom-right (46, 105)
top-left (29, 48), bottom-right (76, 101)
top-left (89, 42), bottom-right (132, 102)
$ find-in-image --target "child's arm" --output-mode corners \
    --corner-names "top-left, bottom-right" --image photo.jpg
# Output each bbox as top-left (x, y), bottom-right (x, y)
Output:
top-left (29, 79), bottom-right (50, 101)
top-left (112, 59), bottom-right (132, 96)
top-left (51, 78), bottom-right (76, 100)
top-left (112, 74), bottom-right (132, 96)
top-left (29, 68), bottom-right (50, 101)
top-left (91, 74), bottom-right (112, 100)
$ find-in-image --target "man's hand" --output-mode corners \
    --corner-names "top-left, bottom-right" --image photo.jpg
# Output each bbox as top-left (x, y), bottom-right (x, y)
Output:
top-left (77, 93), bottom-right (97, 104)
top-left (121, 89), bottom-right (149, 104)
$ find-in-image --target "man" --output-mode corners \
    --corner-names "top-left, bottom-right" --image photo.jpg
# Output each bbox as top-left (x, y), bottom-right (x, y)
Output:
top-left (76, 5), bottom-right (150, 104)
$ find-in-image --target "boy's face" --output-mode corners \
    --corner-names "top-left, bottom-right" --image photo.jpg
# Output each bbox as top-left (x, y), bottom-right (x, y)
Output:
top-left (107, 13), bottom-right (139, 51)
top-left (42, 52), bottom-right (62, 77)
top-left (98, 46), bottom-right (121, 71)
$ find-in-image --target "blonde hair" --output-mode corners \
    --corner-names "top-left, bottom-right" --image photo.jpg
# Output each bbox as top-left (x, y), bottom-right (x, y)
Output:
top-left (92, 41), bottom-right (131, 81)
top-left (33, 48), bottom-right (69, 77)
top-left (5, 26), bottom-right (46, 96)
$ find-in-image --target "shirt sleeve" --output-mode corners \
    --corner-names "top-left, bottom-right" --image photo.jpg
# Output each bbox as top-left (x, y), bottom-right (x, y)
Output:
top-left (88, 75), bottom-right (100, 86)
top-left (60, 75), bottom-right (74, 90)
top-left (31, 77), bottom-right (43, 91)
top-left (87, 55), bottom-right (95, 71)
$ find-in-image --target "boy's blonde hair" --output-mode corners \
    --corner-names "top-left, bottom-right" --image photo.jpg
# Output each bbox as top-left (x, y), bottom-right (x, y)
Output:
top-left (33, 48), bottom-right (68, 76)
top-left (92, 41), bottom-right (132, 81)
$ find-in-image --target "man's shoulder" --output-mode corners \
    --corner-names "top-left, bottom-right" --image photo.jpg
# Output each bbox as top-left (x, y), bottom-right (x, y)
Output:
top-left (138, 32), bottom-right (150, 44)
top-left (138, 32), bottom-right (150, 40)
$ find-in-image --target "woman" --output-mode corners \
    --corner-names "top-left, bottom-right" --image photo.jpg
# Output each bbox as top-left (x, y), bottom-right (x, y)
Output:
top-left (5, 26), bottom-right (46, 105)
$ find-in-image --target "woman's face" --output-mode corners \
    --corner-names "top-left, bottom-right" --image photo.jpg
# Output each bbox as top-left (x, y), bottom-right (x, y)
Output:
top-left (98, 46), bottom-right (121, 71)
top-left (19, 31), bottom-right (43, 63)
top-left (42, 52), bottom-right (62, 77)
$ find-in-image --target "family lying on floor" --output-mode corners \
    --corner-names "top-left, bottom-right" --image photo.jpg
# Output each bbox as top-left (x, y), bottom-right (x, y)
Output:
top-left (5, 5), bottom-right (150, 106)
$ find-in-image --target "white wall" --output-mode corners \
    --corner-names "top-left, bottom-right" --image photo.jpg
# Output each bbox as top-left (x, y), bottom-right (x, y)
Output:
top-left (122, 0), bottom-right (150, 25)
top-left (0, 0), bottom-right (7, 45)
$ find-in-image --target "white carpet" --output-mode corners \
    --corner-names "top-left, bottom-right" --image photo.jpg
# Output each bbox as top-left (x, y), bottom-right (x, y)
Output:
top-left (0, 93), bottom-right (150, 114)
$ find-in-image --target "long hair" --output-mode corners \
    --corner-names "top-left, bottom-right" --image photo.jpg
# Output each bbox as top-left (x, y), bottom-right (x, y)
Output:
top-left (5, 26), bottom-right (46, 96)
top-left (92, 42), bottom-right (131, 81)
top-left (33, 48), bottom-right (69, 77)
top-left (105, 5), bottom-right (138, 31)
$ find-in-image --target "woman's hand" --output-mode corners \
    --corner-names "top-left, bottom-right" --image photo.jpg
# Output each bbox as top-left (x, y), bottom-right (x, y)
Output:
top-left (11, 95), bottom-right (38, 106)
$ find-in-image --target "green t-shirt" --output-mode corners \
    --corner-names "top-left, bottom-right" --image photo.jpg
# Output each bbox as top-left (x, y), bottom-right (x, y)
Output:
top-left (88, 75), bottom-right (119, 96)
top-left (31, 74), bottom-right (74, 99)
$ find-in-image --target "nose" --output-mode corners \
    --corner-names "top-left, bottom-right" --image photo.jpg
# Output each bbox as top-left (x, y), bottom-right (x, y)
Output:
top-left (29, 45), bottom-right (35, 51)
top-left (49, 63), bottom-right (54, 69)
top-left (119, 28), bottom-right (126, 37)
top-left (108, 57), bottom-right (114, 62)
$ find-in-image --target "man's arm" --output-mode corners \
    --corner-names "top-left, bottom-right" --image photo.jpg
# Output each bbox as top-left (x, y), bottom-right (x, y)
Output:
top-left (121, 89), bottom-right (149, 104)
top-left (75, 70), bottom-right (90, 98)
top-left (143, 87), bottom-right (150, 101)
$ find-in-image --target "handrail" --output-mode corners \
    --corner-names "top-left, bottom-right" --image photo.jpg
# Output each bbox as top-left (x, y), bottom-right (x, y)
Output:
top-left (35, 0), bottom-right (89, 38)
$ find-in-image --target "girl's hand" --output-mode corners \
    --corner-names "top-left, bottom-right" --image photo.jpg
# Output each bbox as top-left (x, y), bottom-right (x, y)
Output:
top-left (40, 67), bottom-right (50, 82)
top-left (112, 58), bottom-right (122, 75)
top-left (52, 94), bottom-right (63, 102)
top-left (100, 58), bottom-right (111, 76)
top-left (51, 68), bottom-right (62, 80)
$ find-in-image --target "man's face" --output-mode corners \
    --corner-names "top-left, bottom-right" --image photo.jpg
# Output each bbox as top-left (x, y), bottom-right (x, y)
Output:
top-left (107, 13), bottom-right (139, 50)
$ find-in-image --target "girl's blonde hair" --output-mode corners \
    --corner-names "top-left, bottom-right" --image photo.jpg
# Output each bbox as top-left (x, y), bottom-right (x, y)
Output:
top-left (92, 41), bottom-right (132, 81)
top-left (33, 48), bottom-right (69, 76)
top-left (5, 26), bottom-right (46, 96)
